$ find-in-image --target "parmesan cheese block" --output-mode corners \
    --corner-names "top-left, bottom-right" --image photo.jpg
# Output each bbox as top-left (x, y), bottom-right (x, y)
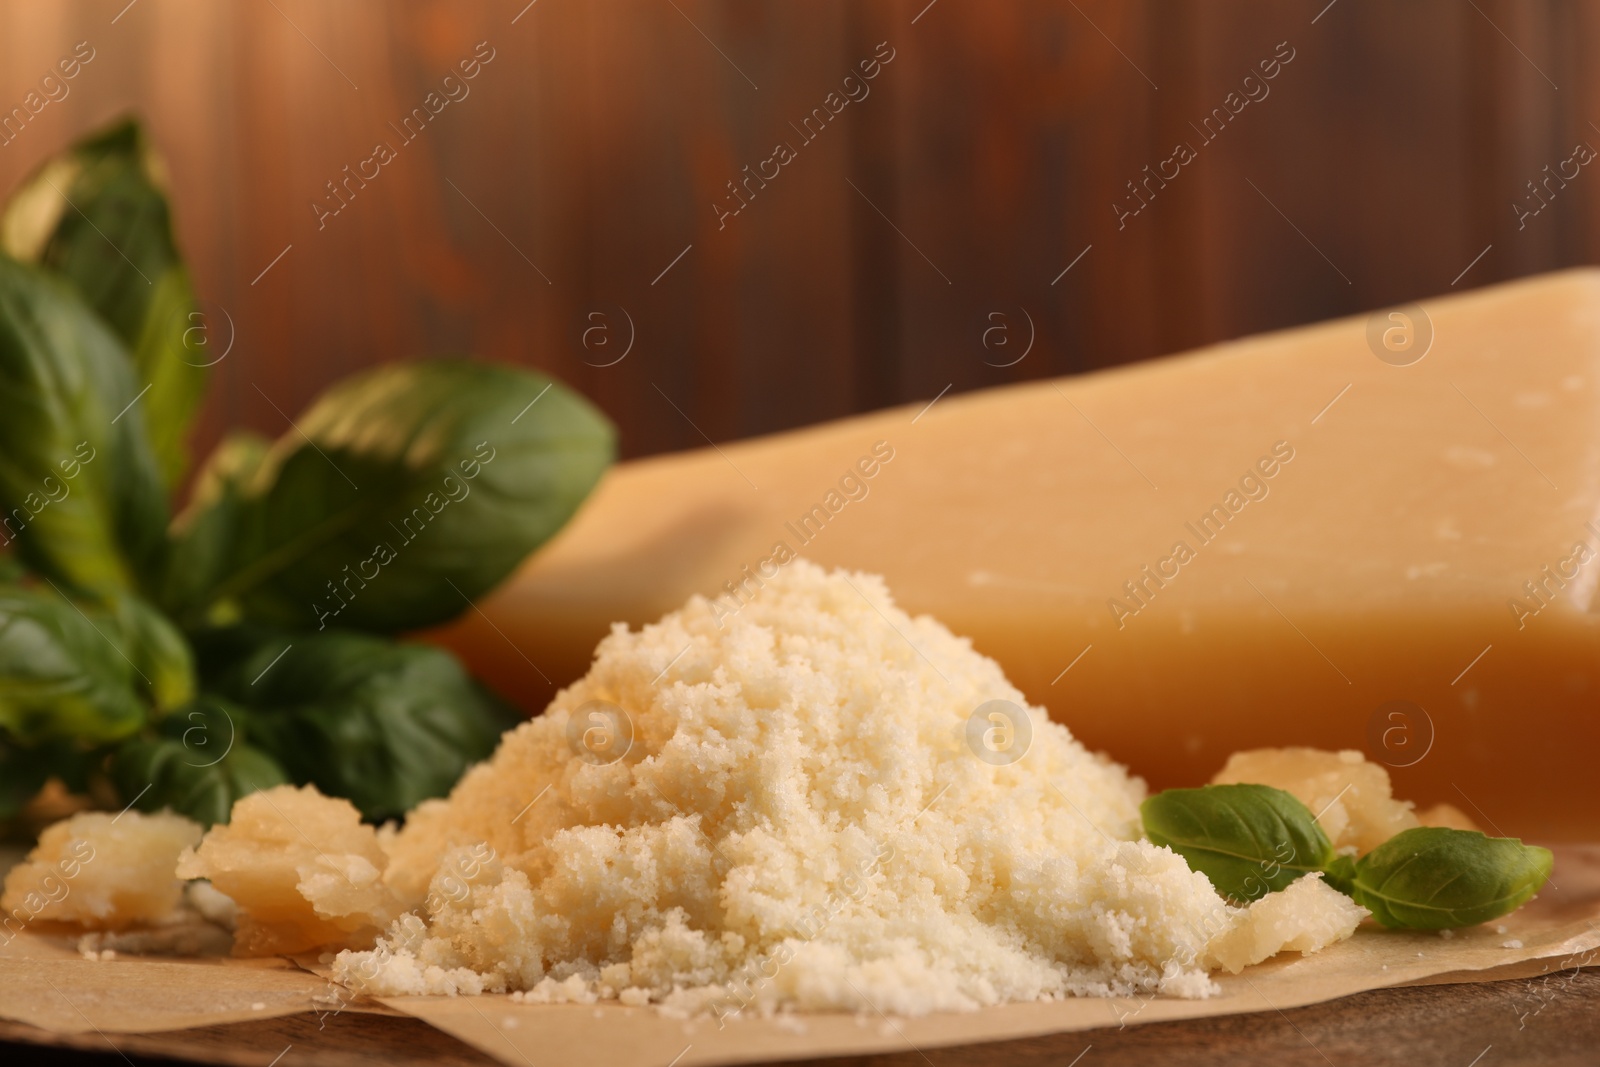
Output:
top-left (432, 270), bottom-right (1600, 840)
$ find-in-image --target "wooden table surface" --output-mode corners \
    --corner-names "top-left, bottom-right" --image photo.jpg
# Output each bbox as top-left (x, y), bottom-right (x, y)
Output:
top-left (2, 967), bottom-right (1595, 1067)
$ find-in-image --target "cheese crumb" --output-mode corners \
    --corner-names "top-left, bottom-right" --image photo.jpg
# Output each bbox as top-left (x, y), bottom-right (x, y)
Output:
top-left (310, 561), bottom-right (1358, 1014)
top-left (2, 810), bottom-right (200, 929)
top-left (175, 785), bottom-right (401, 956)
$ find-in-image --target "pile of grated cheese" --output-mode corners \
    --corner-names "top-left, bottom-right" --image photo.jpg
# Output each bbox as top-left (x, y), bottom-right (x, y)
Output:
top-left (302, 560), bottom-right (1361, 1015)
top-left (7, 560), bottom-right (1366, 1016)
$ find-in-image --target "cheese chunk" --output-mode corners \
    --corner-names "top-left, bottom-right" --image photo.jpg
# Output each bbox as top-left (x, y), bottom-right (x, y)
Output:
top-left (1203, 875), bottom-right (1368, 974)
top-left (432, 270), bottom-right (1600, 840)
top-left (1, 810), bottom-right (200, 930)
top-left (176, 785), bottom-right (402, 956)
top-left (1211, 748), bottom-right (1420, 854)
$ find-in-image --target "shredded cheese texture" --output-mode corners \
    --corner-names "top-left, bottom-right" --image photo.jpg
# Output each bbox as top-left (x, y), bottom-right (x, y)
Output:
top-left (327, 561), bottom-right (1359, 1014)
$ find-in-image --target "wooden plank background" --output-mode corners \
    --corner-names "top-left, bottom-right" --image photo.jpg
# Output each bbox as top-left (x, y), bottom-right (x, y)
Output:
top-left (0, 0), bottom-right (1593, 464)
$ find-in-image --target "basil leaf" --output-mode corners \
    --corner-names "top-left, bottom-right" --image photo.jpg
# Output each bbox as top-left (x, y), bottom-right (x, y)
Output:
top-left (0, 255), bottom-right (167, 597)
top-left (159, 431), bottom-right (270, 621)
top-left (1, 117), bottom-right (208, 489)
top-left (204, 628), bottom-right (514, 821)
top-left (1141, 784), bottom-right (1335, 903)
top-left (110, 697), bottom-right (289, 826)
top-left (112, 594), bottom-right (195, 715)
top-left (192, 359), bottom-right (613, 632)
top-left (1348, 827), bottom-right (1553, 929)
top-left (0, 583), bottom-right (144, 744)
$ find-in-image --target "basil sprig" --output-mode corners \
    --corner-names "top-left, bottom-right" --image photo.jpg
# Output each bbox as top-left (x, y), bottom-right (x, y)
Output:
top-left (1141, 783), bottom-right (1553, 930)
top-left (2, 117), bottom-right (209, 490)
top-left (0, 117), bottom-right (614, 826)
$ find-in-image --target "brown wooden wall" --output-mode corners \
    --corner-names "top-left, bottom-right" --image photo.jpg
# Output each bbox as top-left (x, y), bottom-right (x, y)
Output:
top-left (0, 0), bottom-right (1595, 464)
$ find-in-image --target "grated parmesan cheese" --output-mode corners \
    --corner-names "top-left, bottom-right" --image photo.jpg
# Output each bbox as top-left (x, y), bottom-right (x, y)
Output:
top-left (311, 561), bottom-right (1361, 1014)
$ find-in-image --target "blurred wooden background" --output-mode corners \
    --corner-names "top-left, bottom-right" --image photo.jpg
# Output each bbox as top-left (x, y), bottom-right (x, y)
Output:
top-left (0, 0), bottom-right (1594, 463)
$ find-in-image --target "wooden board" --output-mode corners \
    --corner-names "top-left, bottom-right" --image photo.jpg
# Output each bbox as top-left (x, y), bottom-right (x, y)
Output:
top-left (2, 968), bottom-right (1595, 1067)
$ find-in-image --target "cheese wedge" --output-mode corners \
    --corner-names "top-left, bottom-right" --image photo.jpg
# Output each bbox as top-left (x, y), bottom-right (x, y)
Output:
top-left (431, 269), bottom-right (1600, 840)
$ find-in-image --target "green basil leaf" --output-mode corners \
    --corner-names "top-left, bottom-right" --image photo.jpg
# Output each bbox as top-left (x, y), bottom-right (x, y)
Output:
top-left (159, 431), bottom-right (270, 621)
top-left (1, 117), bottom-right (208, 490)
top-left (1348, 827), bottom-right (1553, 929)
top-left (1141, 783), bottom-right (1335, 903)
top-left (0, 254), bottom-right (167, 597)
top-left (193, 359), bottom-right (613, 632)
top-left (111, 594), bottom-right (194, 715)
top-left (110, 697), bottom-right (289, 826)
top-left (205, 628), bottom-right (515, 821)
top-left (0, 583), bottom-right (144, 744)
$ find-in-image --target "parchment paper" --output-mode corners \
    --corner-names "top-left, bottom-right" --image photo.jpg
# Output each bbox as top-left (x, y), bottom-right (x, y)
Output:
top-left (1, 846), bottom-right (1595, 1066)
top-left (0, 924), bottom-right (399, 1034)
